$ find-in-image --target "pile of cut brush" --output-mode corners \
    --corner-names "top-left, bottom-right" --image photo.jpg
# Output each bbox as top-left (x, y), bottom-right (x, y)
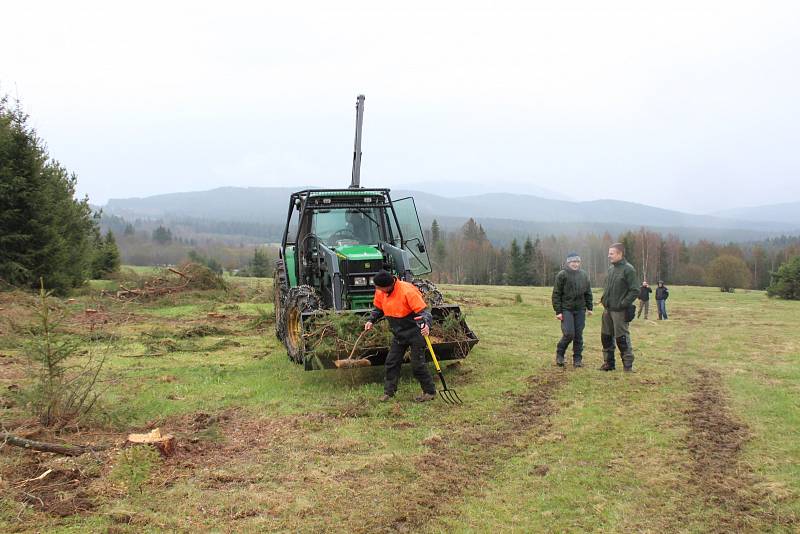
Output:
top-left (303, 311), bottom-right (471, 366)
top-left (109, 263), bottom-right (226, 301)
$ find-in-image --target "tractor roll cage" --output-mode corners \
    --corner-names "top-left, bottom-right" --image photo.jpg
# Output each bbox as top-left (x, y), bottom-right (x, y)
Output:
top-left (280, 188), bottom-right (405, 250)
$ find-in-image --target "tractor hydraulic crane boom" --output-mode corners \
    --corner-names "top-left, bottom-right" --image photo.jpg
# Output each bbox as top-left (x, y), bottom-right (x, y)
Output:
top-left (350, 94), bottom-right (365, 188)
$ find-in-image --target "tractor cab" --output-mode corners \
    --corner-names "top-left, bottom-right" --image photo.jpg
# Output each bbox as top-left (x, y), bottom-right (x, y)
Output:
top-left (279, 188), bottom-right (431, 312)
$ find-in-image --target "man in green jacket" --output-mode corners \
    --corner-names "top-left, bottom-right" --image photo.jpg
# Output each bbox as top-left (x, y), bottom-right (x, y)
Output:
top-left (599, 243), bottom-right (640, 372)
top-left (551, 252), bottom-right (593, 367)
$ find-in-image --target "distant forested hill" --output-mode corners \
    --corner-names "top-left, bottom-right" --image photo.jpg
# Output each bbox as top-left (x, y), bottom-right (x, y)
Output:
top-left (103, 186), bottom-right (800, 244)
top-left (712, 201), bottom-right (800, 226)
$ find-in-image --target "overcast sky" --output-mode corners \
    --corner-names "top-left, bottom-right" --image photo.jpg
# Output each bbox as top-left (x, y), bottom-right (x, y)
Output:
top-left (2, 1), bottom-right (799, 213)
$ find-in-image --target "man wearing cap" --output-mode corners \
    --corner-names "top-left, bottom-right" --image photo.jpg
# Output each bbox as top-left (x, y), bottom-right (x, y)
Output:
top-left (365, 270), bottom-right (437, 402)
top-left (637, 281), bottom-right (652, 319)
top-left (655, 280), bottom-right (669, 320)
top-left (552, 252), bottom-right (593, 367)
top-left (599, 243), bottom-right (640, 372)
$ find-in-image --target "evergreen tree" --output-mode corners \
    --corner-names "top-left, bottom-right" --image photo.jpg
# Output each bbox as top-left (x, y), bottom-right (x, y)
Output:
top-left (767, 256), bottom-right (800, 300)
top-left (91, 230), bottom-right (121, 279)
top-left (251, 248), bottom-right (270, 277)
top-left (619, 231), bottom-right (638, 271)
top-left (0, 97), bottom-right (97, 293)
top-left (521, 237), bottom-right (539, 285)
top-left (507, 239), bottom-right (526, 285)
top-left (123, 223), bottom-right (135, 236)
top-left (430, 219), bottom-right (441, 244)
top-left (462, 218), bottom-right (483, 242)
top-left (152, 226), bottom-right (173, 244)
top-left (751, 245), bottom-right (770, 290)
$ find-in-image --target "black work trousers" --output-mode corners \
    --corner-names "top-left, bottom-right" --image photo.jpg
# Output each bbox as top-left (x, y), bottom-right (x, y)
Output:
top-left (556, 309), bottom-right (586, 364)
top-left (384, 333), bottom-right (436, 396)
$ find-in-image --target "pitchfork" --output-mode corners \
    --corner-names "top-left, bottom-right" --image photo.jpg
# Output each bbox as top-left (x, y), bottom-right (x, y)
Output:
top-left (423, 335), bottom-right (463, 405)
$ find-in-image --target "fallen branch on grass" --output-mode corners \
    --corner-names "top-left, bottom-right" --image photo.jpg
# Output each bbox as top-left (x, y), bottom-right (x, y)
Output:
top-left (109, 263), bottom-right (227, 300)
top-left (1, 431), bottom-right (110, 456)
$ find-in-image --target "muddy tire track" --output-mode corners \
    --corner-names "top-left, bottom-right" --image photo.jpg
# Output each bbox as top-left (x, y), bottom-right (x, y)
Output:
top-left (1, 370), bottom-right (568, 530)
top-left (373, 369), bottom-right (569, 534)
top-left (684, 368), bottom-right (797, 532)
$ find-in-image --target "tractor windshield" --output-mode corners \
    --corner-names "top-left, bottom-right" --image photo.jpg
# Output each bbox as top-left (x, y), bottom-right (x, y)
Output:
top-left (312, 207), bottom-right (384, 247)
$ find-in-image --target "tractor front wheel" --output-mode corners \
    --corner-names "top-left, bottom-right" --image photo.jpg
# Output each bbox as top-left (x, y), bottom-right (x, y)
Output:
top-left (281, 286), bottom-right (322, 365)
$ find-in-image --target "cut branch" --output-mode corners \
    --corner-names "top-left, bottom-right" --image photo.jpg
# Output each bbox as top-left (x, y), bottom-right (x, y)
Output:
top-left (1, 431), bottom-right (110, 456)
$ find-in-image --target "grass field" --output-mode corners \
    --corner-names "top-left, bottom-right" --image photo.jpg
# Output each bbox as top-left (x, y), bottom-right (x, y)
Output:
top-left (1, 280), bottom-right (798, 532)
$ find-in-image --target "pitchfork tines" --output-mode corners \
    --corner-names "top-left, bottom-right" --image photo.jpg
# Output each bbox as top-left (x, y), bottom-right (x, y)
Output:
top-left (423, 335), bottom-right (463, 405)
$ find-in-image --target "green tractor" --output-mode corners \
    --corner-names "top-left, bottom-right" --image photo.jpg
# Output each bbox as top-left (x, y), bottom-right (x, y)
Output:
top-left (274, 95), bottom-right (478, 370)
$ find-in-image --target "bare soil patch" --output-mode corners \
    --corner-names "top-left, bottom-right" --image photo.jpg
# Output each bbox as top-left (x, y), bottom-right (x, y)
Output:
top-left (4, 365), bottom-right (566, 531)
top-left (96, 369), bottom-right (568, 532)
top-left (685, 368), bottom-right (797, 531)
top-left (1, 453), bottom-right (101, 518)
top-left (376, 369), bottom-right (568, 533)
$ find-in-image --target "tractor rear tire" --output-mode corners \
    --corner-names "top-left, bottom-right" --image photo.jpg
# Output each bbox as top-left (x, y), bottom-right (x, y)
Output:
top-left (281, 285), bottom-right (322, 365)
top-left (273, 260), bottom-right (289, 340)
top-left (412, 278), bottom-right (445, 307)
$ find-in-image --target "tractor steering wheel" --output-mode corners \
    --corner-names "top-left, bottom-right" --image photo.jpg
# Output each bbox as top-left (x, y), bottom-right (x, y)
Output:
top-left (328, 229), bottom-right (358, 243)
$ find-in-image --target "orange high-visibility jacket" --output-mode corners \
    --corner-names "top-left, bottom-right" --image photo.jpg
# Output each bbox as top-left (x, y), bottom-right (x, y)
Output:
top-left (373, 280), bottom-right (427, 318)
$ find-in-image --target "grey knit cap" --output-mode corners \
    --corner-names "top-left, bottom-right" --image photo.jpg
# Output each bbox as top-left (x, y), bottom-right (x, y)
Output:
top-left (565, 252), bottom-right (581, 263)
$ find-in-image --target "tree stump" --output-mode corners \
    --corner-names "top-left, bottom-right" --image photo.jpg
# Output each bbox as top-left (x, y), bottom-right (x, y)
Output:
top-left (125, 428), bottom-right (176, 457)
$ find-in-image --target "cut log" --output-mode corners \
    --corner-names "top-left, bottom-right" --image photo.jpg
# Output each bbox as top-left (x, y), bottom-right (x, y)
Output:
top-left (1, 431), bottom-right (109, 456)
top-left (334, 358), bottom-right (372, 368)
top-left (126, 428), bottom-right (176, 457)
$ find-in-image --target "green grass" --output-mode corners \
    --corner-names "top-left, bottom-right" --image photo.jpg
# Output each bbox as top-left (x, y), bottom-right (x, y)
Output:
top-left (1, 283), bottom-right (798, 532)
top-left (122, 265), bottom-right (160, 275)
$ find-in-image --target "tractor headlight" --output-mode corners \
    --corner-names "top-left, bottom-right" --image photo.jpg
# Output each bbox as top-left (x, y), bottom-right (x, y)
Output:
top-left (354, 276), bottom-right (367, 286)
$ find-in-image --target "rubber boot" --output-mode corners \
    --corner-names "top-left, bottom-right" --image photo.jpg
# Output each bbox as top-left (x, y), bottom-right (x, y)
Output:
top-left (599, 334), bottom-right (616, 371)
top-left (616, 335), bottom-right (634, 371)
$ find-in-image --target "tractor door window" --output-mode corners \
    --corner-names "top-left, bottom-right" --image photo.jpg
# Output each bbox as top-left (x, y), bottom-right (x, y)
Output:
top-left (391, 197), bottom-right (432, 276)
top-left (312, 208), bottom-right (382, 247)
top-left (287, 203), bottom-right (300, 244)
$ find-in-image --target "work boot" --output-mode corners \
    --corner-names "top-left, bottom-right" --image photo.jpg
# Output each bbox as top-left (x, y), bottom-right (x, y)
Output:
top-left (555, 351), bottom-right (565, 367)
top-left (379, 393), bottom-right (394, 402)
top-left (599, 350), bottom-right (615, 371)
top-left (573, 360), bottom-right (583, 368)
top-left (414, 392), bottom-right (436, 402)
top-left (623, 367), bottom-right (634, 373)
top-left (573, 354), bottom-right (583, 368)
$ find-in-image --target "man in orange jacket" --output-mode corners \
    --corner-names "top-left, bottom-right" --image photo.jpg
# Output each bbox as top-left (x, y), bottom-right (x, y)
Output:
top-left (364, 270), bottom-right (437, 402)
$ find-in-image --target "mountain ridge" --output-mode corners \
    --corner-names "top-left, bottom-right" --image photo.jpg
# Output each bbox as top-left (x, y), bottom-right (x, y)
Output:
top-left (103, 186), bottom-right (800, 242)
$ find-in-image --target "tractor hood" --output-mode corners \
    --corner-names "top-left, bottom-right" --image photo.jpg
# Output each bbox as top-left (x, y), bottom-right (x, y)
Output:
top-left (334, 245), bottom-right (383, 261)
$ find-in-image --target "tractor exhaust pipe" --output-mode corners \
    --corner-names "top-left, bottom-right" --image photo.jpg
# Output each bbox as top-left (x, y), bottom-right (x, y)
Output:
top-left (350, 94), bottom-right (365, 188)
